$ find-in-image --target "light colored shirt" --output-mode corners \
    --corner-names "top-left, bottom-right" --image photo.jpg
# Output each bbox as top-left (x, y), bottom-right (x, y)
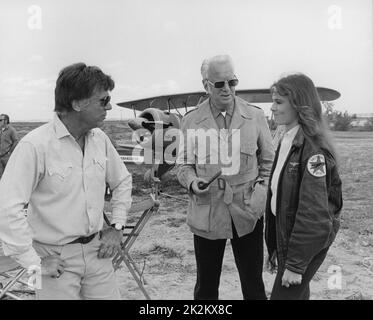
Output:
top-left (210, 101), bottom-right (234, 130)
top-left (270, 125), bottom-right (299, 215)
top-left (0, 114), bottom-right (132, 269)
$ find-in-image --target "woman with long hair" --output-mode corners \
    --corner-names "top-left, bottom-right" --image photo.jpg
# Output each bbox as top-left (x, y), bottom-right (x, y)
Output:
top-left (265, 73), bottom-right (343, 300)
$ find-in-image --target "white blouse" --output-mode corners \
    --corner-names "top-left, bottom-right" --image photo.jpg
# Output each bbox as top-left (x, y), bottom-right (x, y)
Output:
top-left (270, 125), bottom-right (300, 215)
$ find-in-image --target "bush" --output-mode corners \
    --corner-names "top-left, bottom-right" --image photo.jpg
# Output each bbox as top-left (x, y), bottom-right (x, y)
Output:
top-left (333, 111), bottom-right (356, 131)
top-left (363, 117), bottom-right (373, 131)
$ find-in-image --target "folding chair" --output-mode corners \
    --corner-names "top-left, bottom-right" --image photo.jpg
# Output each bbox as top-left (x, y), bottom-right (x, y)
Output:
top-left (0, 249), bottom-right (29, 300)
top-left (104, 193), bottom-right (160, 300)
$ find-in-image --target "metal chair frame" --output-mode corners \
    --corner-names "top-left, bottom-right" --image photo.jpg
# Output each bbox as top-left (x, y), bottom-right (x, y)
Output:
top-left (0, 256), bottom-right (30, 300)
top-left (105, 185), bottom-right (160, 300)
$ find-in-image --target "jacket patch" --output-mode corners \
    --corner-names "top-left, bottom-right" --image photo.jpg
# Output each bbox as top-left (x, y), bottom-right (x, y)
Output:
top-left (307, 154), bottom-right (326, 177)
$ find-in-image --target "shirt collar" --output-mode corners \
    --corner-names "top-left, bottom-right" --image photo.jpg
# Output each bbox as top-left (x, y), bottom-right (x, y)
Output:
top-left (283, 124), bottom-right (300, 142)
top-left (53, 113), bottom-right (95, 139)
top-left (209, 100), bottom-right (234, 118)
top-left (53, 114), bottom-right (71, 139)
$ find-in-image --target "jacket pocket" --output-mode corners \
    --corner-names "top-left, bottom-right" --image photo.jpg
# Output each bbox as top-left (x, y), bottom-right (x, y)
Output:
top-left (243, 182), bottom-right (266, 219)
top-left (240, 144), bottom-right (257, 173)
top-left (285, 213), bottom-right (296, 240)
top-left (187, 192), bottom-right (211, 232)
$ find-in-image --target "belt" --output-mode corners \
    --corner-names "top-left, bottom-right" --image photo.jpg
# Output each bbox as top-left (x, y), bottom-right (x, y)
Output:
top-left (68, 233), bottom-right (97, 245)
top-left (199, 173), bottom-right (255, 205)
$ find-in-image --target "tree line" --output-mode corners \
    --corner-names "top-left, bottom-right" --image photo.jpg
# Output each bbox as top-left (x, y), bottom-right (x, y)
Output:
top-left (267, 102), bottom-right (373, 132)
top-left (323, 102), bottom-right (373, 131)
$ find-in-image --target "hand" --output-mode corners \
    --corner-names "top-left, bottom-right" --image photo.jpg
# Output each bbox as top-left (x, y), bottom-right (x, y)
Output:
top-left (191, 178), bottom-right (210, 195)
top-left (41, 255), bottom-right (66, 278)
top-left (265, 251), bottom-right (277, 274)
top-left (281, 268), bottom-right (302, 287)
top-left (249, 183), bottom-right (267, 216)
top-left (144, 169), bottom-right (160, 184)
top-left (98, 227), bottom-right (122, 259)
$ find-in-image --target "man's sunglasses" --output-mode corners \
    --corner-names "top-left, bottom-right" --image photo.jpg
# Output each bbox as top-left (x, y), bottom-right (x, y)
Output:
top-left (99, 96), bottom-right (111, 107)
top-left (207, 78), bottom-right (239, 89)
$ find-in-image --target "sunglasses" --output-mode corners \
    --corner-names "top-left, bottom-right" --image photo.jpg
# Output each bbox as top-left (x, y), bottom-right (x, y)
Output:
top-left (99, 95), bottom-right (111, 107)
top-left (207, 78), bottom-right (239, 89)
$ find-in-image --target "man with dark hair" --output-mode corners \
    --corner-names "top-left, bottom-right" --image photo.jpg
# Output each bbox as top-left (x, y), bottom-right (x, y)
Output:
top-left (0, 63), bottom-right (132, 299)
top-left (0, 114), bottom-right (18, 178)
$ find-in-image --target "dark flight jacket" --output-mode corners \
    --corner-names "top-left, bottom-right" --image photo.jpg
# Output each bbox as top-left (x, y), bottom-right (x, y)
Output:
top-left (265, 127), bottom-right (343, 274)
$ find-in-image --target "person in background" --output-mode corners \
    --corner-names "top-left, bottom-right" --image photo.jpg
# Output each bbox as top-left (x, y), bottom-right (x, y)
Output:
top-left (265, 73), bottom-right (343, 300)
top-left (177, 55), bottom-right (274, 299)
top-left (0, 63), bottom-right (132, 299)
top-left (0, 114), bottom-right (18, 178)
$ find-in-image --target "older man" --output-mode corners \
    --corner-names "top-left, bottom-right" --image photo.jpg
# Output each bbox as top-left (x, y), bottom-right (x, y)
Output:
top-left (0, 114), bottom-right (18, 178)
top-left (177, 55), bottom-right (274, 299)
top-left (0, 63), bottom-right (132, 299)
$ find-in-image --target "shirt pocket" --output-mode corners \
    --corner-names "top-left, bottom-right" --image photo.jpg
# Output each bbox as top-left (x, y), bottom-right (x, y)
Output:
top-left (47, 162), bottom-right (73, 193)
top-left (91, 156), bottom-right (107, 186)
top-left (240, 144), bottom-right (257, 173)
top-left (94, 156), bottom-right (106, 172)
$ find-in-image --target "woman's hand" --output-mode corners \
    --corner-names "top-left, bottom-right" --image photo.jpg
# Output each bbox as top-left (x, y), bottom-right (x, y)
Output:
top-left (265, 251), bottom-right (277, 274)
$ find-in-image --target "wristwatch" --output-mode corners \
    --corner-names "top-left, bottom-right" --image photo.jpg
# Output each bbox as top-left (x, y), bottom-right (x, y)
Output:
top-left (111, 223), bottom-right (125, 231)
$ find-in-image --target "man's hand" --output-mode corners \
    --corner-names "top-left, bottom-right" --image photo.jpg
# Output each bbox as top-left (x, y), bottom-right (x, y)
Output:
top-left (281, 268), bottom-right (302, 287)
top-left (144, 169), bottom-right (161, 184)
top-left (191, 178), bottom-right (210, 195)
top-left (249, 182), bottom-right (267, 216)
top-left (41, 255), bottom-right (66, 278)
top-left (98, 227), bottom-right (122, 259)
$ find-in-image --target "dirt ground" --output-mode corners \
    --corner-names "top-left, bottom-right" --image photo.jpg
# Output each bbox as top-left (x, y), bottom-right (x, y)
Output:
top-left (115, 193), bottom-right (373, 300)
top-left (2, 124), bottom-right (373, 300)
top-left (114, 131), bottom-right (373, 300)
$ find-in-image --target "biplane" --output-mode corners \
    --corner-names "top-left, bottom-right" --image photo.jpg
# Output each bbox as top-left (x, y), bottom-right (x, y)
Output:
top-left (110, 87), bottom-right (341, 299)
top-left (115, 87), bottom-right (341, 180)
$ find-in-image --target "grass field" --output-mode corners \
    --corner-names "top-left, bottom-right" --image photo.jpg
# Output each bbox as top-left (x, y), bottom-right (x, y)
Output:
top-left (3, 121), bottom-right (373, 300)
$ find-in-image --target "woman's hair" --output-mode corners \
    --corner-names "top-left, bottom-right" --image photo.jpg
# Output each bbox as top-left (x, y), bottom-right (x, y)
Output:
top-left (270, 73), bottom-right (337, 159)
top-left (54, 62), bottom-right (115, 113)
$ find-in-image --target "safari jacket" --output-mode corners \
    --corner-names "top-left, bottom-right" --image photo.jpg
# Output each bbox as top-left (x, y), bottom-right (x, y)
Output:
top-left (265, 127), bottom-right (343, 274)
top-left (177, 96), bottom-right (274, 239)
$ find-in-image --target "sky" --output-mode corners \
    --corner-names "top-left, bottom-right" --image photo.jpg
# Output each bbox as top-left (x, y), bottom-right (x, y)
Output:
top-left (0, 0), bottom-right (372, 121)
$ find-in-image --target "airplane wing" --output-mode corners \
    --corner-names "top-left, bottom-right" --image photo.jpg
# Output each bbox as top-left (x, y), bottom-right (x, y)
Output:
top-left (117, 87), bottom-right (341, 111)
top-left (117, 91), bottom-right (208, 111)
